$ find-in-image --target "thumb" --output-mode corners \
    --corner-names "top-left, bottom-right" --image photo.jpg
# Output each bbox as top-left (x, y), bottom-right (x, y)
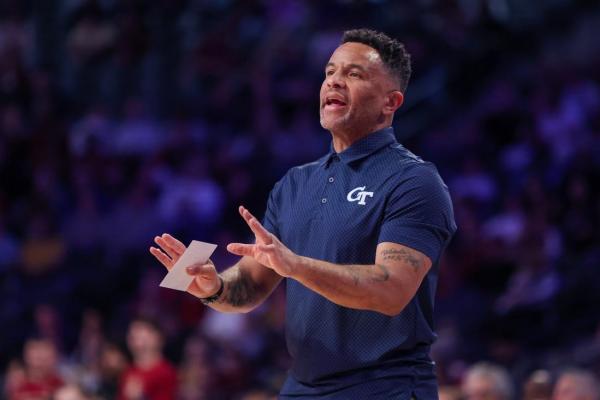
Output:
top-left (185, 262), bottom-right (214, 276)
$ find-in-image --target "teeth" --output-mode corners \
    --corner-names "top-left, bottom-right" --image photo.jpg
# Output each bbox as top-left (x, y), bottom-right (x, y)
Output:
top-left (325, 98), bottom-right (345, 106)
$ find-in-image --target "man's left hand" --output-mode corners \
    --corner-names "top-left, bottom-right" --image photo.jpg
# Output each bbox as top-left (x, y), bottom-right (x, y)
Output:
top-left (227, 206), bottom-right (299, 278)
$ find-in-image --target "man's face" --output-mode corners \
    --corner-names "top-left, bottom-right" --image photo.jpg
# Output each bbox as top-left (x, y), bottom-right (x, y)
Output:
top-left (552, 375), bottom-right (596, 400)
top-left (462, 376), bottom-right (501, 400)
top-left (319, 42), bottom-right (398, 135)
top-left (24, 339), bottom-right (58, 374)
top-left (127, 321), bottom-right (162, 356)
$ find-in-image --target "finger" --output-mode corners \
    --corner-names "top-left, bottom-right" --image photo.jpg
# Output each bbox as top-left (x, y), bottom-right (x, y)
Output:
top-left (227, 243), bottom-right (255, 257)
top-left (248, 218), bottom-right (273, 243)
top-left (185, 262), bottom-right (214, 276)
top-left (162, 233), bottom-right (186, 254)
top-left (257, 243), bottom-right (276, 252)
top-left (239, 206), bottom-right (272, 243)
top-left (149, 247), bottom-right (173, 269)
top-left (239, 205), bottom-right (256, 226)
top-left (156, 234), bottom-right (182, 256)
top-left (150, 246), bottom-right (172, 266)
top-left (154, 236), bottom-right (180, 260)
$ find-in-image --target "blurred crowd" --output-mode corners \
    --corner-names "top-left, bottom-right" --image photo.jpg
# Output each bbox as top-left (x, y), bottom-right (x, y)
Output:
top-left (1, 0), bottom-right (599, 399)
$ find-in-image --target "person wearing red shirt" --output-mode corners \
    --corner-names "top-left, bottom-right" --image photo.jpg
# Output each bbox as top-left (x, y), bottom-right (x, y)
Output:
top-left (118, 317), bottom-right (177, 400)
top-left (8, 338), bottom-right (64, 400)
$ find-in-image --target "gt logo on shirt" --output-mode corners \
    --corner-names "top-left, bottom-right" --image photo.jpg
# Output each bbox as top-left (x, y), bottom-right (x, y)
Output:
top-left (347, 186), bottom-right (374, 205)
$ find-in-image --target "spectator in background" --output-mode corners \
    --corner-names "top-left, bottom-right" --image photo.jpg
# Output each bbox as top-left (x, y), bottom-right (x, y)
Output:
top-left (178, 335), bottom-right (212, 400)
top-left (96, 342), bottom-right (128, 400)
top-left (53, 384), bottom-right (90, 400)
top-left (8, 337), bottom-right (64, 400)
top-left (552, 369), bottom-right (600, 400)
top-left (3, 361), bottom-right (26, 400)
top-left (462, 362), bottom-right (514, 400)
top-left (20, 214), bottom-right (66, 276)
top-left (65, 309), bottom-right (105, 394)
top-left (439, 385), bottom-right (462, 400)
top-left (118, 317), bottom-right (176, 400)
top-left (522, 369), bottom-right (552, 400)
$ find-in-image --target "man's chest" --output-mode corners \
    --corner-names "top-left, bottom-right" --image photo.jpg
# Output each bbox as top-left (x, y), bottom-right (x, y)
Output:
top-left (276, 163), bottom-right (394, 262)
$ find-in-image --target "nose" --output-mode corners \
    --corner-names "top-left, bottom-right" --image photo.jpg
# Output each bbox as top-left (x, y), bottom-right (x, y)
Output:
top-left (326, 71), bottom-right (345, 89)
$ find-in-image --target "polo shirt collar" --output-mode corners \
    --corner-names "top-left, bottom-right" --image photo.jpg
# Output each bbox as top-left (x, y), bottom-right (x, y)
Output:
top-left (320, 126), bottom-right (397, 167)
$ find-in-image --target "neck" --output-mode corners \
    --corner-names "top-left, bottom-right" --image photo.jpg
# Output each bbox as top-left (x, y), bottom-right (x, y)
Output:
top-left (330, 122), bottom-right (390, 153)
top-left (28, 369), bottom-right (51, 382)
top-left (134, 351), bottom-right (161, 369)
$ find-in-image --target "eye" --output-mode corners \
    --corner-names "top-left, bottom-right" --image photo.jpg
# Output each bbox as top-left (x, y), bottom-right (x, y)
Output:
top-left (348, 71), bottom-right (361, 78)
top-left (325, 70), bottom-right (335, 76)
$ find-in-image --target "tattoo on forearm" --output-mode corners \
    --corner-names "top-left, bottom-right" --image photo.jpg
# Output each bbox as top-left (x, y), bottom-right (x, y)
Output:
top-left (341, 249), bottom-right (421, 288)
top-left (381, 248), bottom-right (423, 270)
top-left (373, 264), bottom-right (390, 282)
top-left (220, 270), bottom-right (256, 307)
top-left (348, 269), bottom-right (360, 286)
top-left (347, 263), bottom-right (390, 285)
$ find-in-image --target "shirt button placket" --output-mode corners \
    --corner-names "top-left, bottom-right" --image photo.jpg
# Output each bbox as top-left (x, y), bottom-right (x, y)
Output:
top-left (323, 175), bottom-right (335, 204)
top-left (321, 157), bottom-right (337, 210)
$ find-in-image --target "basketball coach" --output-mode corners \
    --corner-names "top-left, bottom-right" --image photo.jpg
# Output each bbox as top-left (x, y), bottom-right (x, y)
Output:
top-left (151, 28), bottom-right (456, 399)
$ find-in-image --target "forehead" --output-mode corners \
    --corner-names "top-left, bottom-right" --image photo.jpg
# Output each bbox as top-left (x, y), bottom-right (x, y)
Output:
top-left (327, 42), bottom-right (384, 70)
top-left (130, 321), bottom-right (160, 335)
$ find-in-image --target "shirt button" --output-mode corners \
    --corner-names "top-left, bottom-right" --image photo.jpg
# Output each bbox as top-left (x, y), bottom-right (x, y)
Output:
top-left (328, 177), bottom-right (334, 183)
top-left (321, 198), bottom-right (327, 204)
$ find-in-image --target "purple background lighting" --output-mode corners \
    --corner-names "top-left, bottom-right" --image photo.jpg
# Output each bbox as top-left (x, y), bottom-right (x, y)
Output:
top-left (0, 0), bottom-right (599, 399)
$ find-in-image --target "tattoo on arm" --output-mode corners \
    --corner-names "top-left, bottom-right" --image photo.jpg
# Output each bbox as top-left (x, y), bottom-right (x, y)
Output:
top-left (219, 269), bottom-right (256, 307)
top-left (347, 263), bottom-right (390, 285)
top-left (381, 248), bottom-right (423, 270)
top-left (349, 270), bottom-right (360, 286)
top-left (373, 264), bottom-right (390, 282)
top-left (343, 248), bottom-right (421, 287)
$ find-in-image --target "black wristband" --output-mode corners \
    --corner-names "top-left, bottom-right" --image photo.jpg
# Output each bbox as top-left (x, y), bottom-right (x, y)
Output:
top-left (199, 276), bottom-right (224, 305)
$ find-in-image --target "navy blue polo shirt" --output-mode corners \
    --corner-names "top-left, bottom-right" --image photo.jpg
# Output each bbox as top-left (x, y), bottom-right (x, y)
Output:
top-left (262, 127), bottom-right (456, 399)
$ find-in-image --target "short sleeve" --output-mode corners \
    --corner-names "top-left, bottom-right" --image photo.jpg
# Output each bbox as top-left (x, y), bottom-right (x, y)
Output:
top-left (262, 178), bottom-right (283, 238)
top-left (378, 163), bottom-right (457, 262)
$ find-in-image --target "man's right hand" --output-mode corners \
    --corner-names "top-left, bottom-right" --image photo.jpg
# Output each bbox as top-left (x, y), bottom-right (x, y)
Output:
top-left (149, 233), bottom-right (222, 299)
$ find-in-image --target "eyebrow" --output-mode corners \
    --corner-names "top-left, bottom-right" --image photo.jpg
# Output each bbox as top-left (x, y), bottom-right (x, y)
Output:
top-left (325, 62), bottom-right (368, 72)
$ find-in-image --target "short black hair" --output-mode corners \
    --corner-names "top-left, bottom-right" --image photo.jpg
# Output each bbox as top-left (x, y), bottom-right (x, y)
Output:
top-left (131, 315), bottom-right (163, 336)
top-left (342, 28), bottom-right (412, 92)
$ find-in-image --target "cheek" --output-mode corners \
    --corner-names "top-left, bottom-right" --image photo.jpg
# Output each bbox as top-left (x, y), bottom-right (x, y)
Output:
top-left (350, 88), bottom-right (379, 111)
top-left (319, 81), bottom-right (327, 99)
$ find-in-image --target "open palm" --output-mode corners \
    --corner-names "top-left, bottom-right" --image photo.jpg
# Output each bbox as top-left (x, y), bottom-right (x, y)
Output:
top-left (227, 206), bottom-right (298, 278)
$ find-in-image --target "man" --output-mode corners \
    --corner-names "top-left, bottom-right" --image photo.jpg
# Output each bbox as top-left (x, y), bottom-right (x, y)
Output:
top-left (552, 369), bottom-right (600, 400)
top-left (118, 317), bottom-right (177, 400)
top-left (461, 362), bottom-right (514, 400)
top-left (53, 384), bottom-right (91, 400)
top-left (7, 338), bottom-right (64, 400)
top-left (151, 28), bottom-right (456, 398)
top-left (523, 369), bottom-right (553, 400)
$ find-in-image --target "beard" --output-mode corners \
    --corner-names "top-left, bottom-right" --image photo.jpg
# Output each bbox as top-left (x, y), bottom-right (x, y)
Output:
top-left (320, 108), bottom-right (352, 131)
top-left (320, 106), bottom-right (377, 136)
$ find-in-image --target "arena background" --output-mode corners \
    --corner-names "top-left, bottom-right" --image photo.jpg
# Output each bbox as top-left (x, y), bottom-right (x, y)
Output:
top-left (1, 0), bottom-right (599, 399)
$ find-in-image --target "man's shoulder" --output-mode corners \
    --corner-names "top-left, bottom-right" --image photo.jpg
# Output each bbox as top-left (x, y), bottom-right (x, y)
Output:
top-left (279, 154), bottom-right (329, 182)
top-left (293, 153), bottom-right (330, 172)
top-left (377, 144), bottom-right (444, 181)
top-left (267, 155), bottom-right (327, 199)
top-left (384, 143), bottom-right (426, 166)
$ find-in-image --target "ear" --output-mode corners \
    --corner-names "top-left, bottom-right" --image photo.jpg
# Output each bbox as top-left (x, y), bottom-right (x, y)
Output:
top-left (383, 90), bottom-right (404, 115)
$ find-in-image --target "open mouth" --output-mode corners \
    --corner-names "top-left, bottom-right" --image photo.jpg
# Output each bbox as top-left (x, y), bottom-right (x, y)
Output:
top-left (324, 98), bottom-right (347, 109)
